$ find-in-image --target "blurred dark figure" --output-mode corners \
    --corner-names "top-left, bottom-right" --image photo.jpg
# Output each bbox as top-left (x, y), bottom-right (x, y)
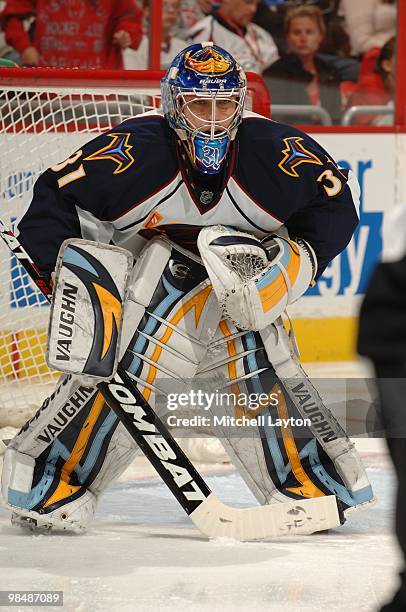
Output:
top-left (345, 36), bottom-right (395, 125)
top-left (358, 206), bottom-right (406, 612)
top-left (263, 4), bottom-right (342, 124)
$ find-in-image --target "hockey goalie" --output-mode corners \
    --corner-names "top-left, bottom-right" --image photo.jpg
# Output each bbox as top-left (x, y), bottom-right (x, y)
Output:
top-left (1, 42), bottom-right (373, 534)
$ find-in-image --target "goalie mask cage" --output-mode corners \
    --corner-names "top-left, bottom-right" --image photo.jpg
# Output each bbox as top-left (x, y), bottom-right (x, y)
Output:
top-left (0, 68), bottom-right (271, 426)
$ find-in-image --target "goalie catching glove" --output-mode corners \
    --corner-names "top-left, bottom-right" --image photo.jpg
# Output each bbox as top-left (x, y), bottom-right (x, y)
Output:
top-left (198, 226), bottom-right (317, 331)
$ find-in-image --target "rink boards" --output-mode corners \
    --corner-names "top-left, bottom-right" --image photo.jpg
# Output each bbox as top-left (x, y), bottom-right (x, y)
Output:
top-left (285, 131), bottom-right (399, 361)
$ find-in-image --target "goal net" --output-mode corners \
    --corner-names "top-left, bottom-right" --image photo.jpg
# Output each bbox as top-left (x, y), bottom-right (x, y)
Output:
top-left (0, 67), bottom-right (270, 428)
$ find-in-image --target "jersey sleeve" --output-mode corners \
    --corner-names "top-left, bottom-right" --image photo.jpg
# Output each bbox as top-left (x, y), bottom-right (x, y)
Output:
top-left (274, 128), bottom-right (360, 280)
top-left (17, 117), bottom-right (175, 279)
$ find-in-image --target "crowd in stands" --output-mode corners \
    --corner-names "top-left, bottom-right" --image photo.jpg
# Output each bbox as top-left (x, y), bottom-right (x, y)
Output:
top-left (0, 0), bottom-right (398, 126)
top-left (263, 5), bottom-right (343, 124)
top-left (0, 0), bottom-right (143, 69)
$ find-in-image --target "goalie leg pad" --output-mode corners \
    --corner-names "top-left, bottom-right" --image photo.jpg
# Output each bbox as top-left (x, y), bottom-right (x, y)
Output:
top-left (119, 237), bottom-right (222, 408)
top-left (195, 321), bottom-right (287, 505)
top-left (195, 318), bottom-right (373, 512)
top-left (261, 319), bottom-right (374, 510)
top-left (0, 374), bottom-right (139, 531)
top-left (1, 238), bottom-right (222, 531)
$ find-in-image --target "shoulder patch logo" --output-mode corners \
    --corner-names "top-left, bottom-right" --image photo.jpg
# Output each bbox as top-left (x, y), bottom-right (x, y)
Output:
top-left (144, 210), bottom-right (163, 229)
top-left (84, 133), bottom-right (135, 174)
top-left (278, 136), bottom-right (323, 178)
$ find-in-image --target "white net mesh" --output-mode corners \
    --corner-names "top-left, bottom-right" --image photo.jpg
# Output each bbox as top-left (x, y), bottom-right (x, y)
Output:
top-left (226, 250), bottom-right (268, 282)
top-left (0, 81), bottom-right (161, 423)
top-left (0, 70), bottom-right (268, 426)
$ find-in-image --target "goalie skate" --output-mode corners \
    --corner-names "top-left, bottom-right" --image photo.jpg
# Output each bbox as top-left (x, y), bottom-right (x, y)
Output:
top-left (9, 488), bottom-right (97, 533)
top-left (11, 513), bottom-right (53, 533)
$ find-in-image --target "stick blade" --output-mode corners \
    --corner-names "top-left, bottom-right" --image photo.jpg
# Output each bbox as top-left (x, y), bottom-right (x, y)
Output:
top-left (190, 494), bottom-right (342, 541)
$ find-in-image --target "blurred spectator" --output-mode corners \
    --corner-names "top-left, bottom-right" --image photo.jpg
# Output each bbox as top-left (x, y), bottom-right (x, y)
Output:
top-left (0, 0), bottom-right (143, 69)
top-left (252, 1), bottom-right (289, 53)
top-left (318, 0), bottom-right (351, 58)
top-left (175, 0), bottom-right (219, 37)
top-left (0, 27), bottom-right (12, 60)
top-left (0, 0), bottom-right (19, 62)
top-left (255, 1), bottom-right (351, 57)
top-left (345, 36), bottom-right (395, 125)
top-left (124, 0), bottom-right (187, 69)
top-left (263, 5), bottom-right (342, 124)
top-left (340, 0), bottom-right (397, 56)
top-left (189, 0), bottom-right (278, 74)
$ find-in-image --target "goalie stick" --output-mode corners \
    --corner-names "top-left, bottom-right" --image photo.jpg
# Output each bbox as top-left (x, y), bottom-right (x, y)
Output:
top-left (0, 218), bottom-right (344, 540)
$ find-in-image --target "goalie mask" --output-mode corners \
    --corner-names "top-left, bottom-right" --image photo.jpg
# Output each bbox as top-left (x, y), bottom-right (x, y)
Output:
top-left (161, 42), bottom-right (247, 174)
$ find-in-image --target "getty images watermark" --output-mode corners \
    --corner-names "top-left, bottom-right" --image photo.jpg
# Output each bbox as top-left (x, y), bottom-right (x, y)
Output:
top-left (165, 390), bottom-right (312, 429)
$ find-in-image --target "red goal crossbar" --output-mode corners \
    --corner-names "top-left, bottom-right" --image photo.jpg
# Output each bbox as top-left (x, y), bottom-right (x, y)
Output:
top-left (0, 67), bottom-right (271, 119)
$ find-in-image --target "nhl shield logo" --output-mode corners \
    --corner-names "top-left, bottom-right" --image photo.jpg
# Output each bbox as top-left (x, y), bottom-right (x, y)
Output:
top-left (200, 190), bottom-right (214, 205)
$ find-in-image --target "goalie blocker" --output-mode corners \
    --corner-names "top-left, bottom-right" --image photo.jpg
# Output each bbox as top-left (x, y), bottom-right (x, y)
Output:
top-left (47, 239), bottom-right (133, 379)
top-left (2, 235), bottom-right (371, 535)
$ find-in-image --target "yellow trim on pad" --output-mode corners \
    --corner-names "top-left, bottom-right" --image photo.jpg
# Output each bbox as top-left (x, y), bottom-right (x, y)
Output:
top-left (43, 392), bottom-right (106, 508)
top-left (275, 383), bottom-right (325, 498)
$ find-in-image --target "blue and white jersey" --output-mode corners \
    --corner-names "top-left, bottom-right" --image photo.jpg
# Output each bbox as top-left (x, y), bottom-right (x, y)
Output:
top-left (17, 110), bottom-right (360, 281)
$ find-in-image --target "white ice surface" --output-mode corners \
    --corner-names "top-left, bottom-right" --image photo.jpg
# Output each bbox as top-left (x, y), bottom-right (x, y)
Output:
top-left (0, 454), bottom-right (401, 612)
top-left (0, 363), bottom-right (402, 611)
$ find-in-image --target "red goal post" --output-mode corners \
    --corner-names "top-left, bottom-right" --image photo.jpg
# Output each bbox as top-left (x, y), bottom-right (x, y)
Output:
top-left (0, 68), bottom-right (270, 426)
